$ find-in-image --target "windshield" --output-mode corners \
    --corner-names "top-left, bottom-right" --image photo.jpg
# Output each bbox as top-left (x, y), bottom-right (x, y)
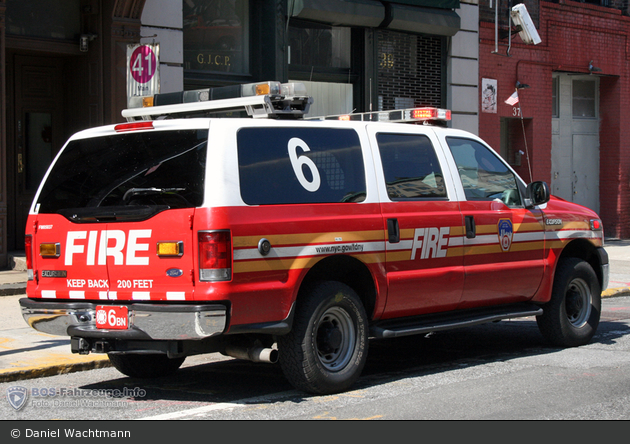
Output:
top-left (35, 129), bottom-right (208, 218)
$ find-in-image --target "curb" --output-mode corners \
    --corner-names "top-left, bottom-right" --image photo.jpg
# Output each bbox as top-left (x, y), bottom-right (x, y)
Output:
top-left (0, 283), bottom-right (27, 297)
top-left (0, 357), bottom-right (112, 383)
top-left (602, 286), bottom-right (630, 298)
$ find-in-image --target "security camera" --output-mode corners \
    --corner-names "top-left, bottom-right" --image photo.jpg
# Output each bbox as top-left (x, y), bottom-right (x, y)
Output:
top-left (510, 4), bottom-right (541, 45)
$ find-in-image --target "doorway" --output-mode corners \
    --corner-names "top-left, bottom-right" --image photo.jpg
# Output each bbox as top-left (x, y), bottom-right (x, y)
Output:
top-left (551, 73), bottom-right (600, 213)
top-left (7, 55), bottom-right (66, 251)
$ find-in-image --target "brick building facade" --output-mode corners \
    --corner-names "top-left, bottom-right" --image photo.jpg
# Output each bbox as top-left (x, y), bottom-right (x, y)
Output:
top-left (479, 0), bottom-right (630, 238)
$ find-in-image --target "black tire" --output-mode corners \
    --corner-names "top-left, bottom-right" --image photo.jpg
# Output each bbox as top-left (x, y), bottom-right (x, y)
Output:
top-left (108, 353), bottom-right (185, 378)
top-left (536, 258), bottom-right (601, 347)
top-left (278, 282), bottom-right (369, 395)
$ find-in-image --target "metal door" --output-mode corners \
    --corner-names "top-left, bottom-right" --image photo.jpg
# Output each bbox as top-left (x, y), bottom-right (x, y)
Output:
top-left (551, 74), bottom-right (599, 213)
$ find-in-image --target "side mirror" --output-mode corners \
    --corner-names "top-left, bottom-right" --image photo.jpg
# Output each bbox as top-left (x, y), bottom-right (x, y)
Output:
top-left (525, 181), bottom-right (550, 208)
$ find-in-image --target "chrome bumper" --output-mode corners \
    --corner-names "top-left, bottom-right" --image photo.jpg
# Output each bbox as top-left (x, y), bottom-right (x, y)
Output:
top-left (19, 298), bottom-right (227, 340)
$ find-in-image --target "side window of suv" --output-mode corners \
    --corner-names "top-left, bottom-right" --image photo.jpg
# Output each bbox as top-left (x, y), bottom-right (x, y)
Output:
top-left (237, 127), bottom-right (366, 205)
top-left (376, 133), bottom-right (447, 200)
top-left (446, 137), bottom-right (522, 206)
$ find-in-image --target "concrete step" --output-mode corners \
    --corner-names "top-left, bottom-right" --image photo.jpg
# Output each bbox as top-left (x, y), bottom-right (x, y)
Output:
top-left (0, 252), bottom-right (28, 296)
top-left (8, 252), bottom-right (26, 272)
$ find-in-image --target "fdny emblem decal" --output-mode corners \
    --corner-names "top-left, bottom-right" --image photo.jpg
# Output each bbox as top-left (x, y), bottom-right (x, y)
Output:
top-left (498, 219), bottom-right (513, 252)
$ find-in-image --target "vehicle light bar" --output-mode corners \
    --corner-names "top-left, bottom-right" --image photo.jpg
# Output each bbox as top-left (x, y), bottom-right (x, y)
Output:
top-left (307, 107), bottom-right (451, 124)
top-left (122, 81), bottom-right (312, 121)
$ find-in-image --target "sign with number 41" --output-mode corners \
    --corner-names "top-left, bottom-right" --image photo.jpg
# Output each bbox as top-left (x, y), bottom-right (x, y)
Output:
top-left (127, 43), bottom-right (160, 107)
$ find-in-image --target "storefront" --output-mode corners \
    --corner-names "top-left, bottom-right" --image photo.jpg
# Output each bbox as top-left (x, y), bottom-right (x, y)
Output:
top-left (182, 0), bottom-right (461, 118)
top-left (0, 0), bottom-right (466, 267)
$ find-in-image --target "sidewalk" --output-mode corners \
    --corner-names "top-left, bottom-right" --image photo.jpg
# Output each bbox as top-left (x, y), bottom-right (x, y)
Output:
top-left (1, 241), bottom-right (629, 384)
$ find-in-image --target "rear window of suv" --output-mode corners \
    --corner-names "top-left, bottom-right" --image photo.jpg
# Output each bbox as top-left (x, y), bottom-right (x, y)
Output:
top-left (35, 129), bottom-right (208, 216)
top-left (237, 127), bottom-right (366, 205)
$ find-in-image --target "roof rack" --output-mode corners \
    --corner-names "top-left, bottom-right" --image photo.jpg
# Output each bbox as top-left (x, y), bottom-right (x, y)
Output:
top-left (121, 81), bottom-right (313, 122)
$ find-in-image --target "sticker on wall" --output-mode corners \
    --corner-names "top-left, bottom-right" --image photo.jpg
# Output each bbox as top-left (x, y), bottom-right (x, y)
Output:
top-left (482, 78), bottom-right (497, 113)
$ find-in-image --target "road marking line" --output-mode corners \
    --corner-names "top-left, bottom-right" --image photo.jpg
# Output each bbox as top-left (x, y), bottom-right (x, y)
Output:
top-left (138, 391), bottom-right (298, 420)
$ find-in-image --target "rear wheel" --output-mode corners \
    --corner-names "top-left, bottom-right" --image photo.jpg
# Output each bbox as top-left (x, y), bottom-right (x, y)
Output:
top-left (536, 258), bottom-right (601, 347)
top-left (278, 282), bottom-right (368, 394)
top-left (108, 353), bottom-right (185, 378)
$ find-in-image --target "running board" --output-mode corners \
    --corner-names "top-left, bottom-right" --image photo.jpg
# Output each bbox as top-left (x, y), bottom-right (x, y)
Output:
top-left (369, 303), bottom-right (543, 339)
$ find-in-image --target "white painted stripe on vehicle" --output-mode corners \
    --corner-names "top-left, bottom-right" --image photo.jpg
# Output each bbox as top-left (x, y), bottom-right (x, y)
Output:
top-left (548, 229), bottom-right (599, 240)
top-left (41, 290), bottom-right (56, 298)
top-left (166, 292), bottom-right (186, 301)
top-left (233, 241), bottom-right (386, 261)
top-left (69, 291), bottom-right (85, 299)
top-left (132, 292), bottom-right (150, 300)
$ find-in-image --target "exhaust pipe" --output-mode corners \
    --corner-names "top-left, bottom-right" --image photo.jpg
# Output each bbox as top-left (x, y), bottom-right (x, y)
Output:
top-left (223, 345), bottom-right (278, 364)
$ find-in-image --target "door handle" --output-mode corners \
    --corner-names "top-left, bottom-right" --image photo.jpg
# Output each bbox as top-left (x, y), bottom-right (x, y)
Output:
top-left (17, 153), bottom-right (24, 174)
top-left (387, 218), bottom-right (400, 244)
top-left (465, 215), bottom-right (476, 239)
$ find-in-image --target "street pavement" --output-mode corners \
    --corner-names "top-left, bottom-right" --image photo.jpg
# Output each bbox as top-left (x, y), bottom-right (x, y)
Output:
top-left (1, 240), bottom-right (630, 384)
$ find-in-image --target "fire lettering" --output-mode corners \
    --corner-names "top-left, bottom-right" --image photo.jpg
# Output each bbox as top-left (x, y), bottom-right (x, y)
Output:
top-left (411, 227), bottom-right (450, 260)
top-left (64, 230), bottom-right (152, 266)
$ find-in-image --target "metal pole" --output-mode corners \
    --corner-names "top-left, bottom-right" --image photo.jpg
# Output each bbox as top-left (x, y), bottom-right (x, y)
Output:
top-left (517, 91), bottom-right (533, 182)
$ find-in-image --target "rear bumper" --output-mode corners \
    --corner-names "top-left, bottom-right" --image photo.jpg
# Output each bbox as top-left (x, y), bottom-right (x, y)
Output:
top-left (19, 298), bottom-right (227, 340)
top-left (597, 247), bottom-right (609, 291)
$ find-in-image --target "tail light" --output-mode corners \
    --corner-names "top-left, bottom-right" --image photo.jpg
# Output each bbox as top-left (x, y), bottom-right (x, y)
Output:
top-left (25, 235), bottom-right (34, 281)
top-left (198, 231), bottom-right (231, 282)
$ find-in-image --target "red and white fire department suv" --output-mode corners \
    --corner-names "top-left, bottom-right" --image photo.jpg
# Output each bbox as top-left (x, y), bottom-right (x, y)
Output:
top-left (20, 82), bottom-right (608, 395)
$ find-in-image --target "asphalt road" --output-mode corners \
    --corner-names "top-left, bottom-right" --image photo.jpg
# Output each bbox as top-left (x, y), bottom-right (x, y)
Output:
top-left (1, 295), bottom-right (629, 422)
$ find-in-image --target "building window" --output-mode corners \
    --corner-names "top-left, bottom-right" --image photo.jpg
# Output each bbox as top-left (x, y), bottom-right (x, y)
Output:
top-left (377, 30), bottom-right (444, 111)
top-left (572, 79), bottom-right (597, 119)
top-left (289, 25), bottom-right (351, 69)
top-left (183, 0), bottom-right (249, 74)
top-left (552, 76), bottom-right (559, 118)
top-left (288, 22), bottom-right (353, 118)
top-left (6, 0), bottom-right (81, 40)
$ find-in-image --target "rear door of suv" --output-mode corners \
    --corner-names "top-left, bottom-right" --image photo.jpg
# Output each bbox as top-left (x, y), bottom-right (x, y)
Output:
top-left (28, 121), bottom-right (208, 302)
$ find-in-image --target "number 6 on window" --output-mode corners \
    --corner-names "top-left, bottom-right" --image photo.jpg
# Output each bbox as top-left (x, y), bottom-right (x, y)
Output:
top-left (288, 137), bottom-right (321, 192)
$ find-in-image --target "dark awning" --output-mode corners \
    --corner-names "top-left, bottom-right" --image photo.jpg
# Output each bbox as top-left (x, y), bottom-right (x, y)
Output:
top-left (385, 3), bottom-right (461, 36)
top-left (290, 0), bottom-right (386, 28)
top-left (384, 0), bottom-right (459, 8)
top-left (290, 0), bottom-right (461, 36)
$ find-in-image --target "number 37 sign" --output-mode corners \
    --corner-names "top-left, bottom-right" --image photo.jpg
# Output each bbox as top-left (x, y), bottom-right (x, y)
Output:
top-left (127, 43), bottom-right (160, 105)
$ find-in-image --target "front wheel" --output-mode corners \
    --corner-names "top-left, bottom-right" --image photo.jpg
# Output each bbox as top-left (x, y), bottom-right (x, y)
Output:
top-left (278, 282), bottom-right (369, 395)
top-left (536, 258), bottom-right (601, 347)
top-left (108, 353), bottom-right (185, 378)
